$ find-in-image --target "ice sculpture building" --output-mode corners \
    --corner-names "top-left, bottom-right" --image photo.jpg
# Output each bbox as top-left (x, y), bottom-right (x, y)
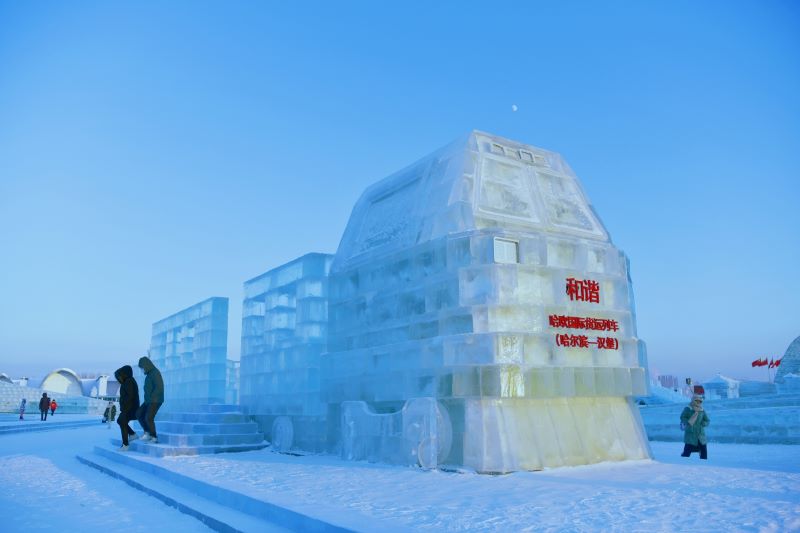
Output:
top-left (241, 131), bottom-right (651, 472)
top-left (240, 254), bottom-right (332, 452)
top-left (148, 297), bottom-right (230, 411)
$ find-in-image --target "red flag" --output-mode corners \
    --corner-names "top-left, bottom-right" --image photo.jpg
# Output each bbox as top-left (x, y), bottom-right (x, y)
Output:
top-left (769, 358), bottom-right (775, 368)
top-left (751, 358), bottom-right (760, 367)
top-left (775, 358), bottom-right (781, 367)
top-left (761, 358), bottom-right (769, 367)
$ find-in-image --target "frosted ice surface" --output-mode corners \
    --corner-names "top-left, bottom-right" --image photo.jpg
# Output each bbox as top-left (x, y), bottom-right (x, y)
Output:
top-left (324, 131), bottom-right (650, 472)
top-left (242, 131), bottom-right (651, 472)
top-left (148, 297), bottom-right (229, 412)
top-left (239, 253), bottom-right (332, 452)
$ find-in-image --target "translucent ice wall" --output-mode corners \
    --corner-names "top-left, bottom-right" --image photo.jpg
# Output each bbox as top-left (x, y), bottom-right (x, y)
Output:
top-left (239, 253), bottom-right (332, 451)
top-left (149, 297), bottom-right (229, 411)
top-left (324, 131), bottom-right (651, 472)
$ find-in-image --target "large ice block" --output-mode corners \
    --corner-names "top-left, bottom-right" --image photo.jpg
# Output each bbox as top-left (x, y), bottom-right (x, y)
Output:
top-left (239, 253), bottom-right (332, 452)
top-left (149, 297), bottom-right (229, 412)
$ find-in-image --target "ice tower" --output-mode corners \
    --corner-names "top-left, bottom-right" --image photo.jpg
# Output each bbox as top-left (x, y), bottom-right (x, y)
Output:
top-left (149, 297), bottom-right (229, 412)
top-left (240, 254), bottom-right (333, 452)
top-left (323, 131), bottom-right (651, 472)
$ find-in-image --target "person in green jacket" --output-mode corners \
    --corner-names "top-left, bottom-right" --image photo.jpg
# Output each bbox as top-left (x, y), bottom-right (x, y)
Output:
top-left (680, 394), bottom-right (710, 459)
top-left (136, 355), bottom-right (164, 443)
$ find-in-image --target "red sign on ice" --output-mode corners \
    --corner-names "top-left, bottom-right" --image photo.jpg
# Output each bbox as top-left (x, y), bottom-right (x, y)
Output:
top-left (566, 277), bottom-right (600, 303)
top-left (555, 334), bottom-right (619, 350)
top-left (548, 314), bottom-right (619, 332)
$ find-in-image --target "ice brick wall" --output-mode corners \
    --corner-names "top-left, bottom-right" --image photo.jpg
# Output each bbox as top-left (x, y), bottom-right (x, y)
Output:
top-left (149, 297), bottom-right (229, 411)
top-left (0, 381), bottom-right (107, 414)
top-left (323, 130), bottom-right (651, 472)
top-left (240, 253), bottom-right (332, 451)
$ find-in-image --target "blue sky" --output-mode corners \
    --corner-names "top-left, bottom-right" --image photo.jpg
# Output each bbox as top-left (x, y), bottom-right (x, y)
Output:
top-left (0, 1), bottom-right (797, 382)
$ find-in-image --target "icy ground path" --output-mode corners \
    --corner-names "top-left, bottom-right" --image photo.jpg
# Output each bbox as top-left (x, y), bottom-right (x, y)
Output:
top-left (145, 441), bottom-right (800, 532)
top-left (0, 422), bottom-right (211, 532)
top-left (1, 418), bottom-right (799, 533)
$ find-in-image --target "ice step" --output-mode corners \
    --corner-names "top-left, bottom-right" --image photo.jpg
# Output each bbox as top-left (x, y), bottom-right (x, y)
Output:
top-left (162, 412), bottom-right (249, 424)
top-left (159, 421), bottom-right (260, 434)
top-left (76, 447), bottom-right (290, 532)
top-left (110, 437), bottom-right (268, 457)
top-left (80, 444), bottom-right (384, 532)
top-left (195, 404), bottom-right (242, 413)
top-left (158, 431), bottom-right (265, 447)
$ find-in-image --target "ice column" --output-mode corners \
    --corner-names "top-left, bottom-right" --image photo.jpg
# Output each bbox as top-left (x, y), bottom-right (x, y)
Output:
top-left (239, 253), bottom-right (332, 451)
top-left (149, 297), bottom-right (229, 412)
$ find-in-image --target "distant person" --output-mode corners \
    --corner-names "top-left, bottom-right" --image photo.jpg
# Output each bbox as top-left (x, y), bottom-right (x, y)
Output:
top-left (114, 365), bottom-right (140, 451)
top-left (680, 394), bottom-right (710, 460)
top-left (50, 399), bottom-right (57, 416)
top-left (19, 398), bottom-right (26, 420)
top-left (102, 401), bottom-right (117, 428)
top-left (136, 356), bottom-right (164, 444)
top-left (39, 392), bottom-right (50, 421)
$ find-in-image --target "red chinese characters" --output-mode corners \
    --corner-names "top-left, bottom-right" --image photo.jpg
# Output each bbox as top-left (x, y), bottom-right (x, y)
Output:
top-left (548, 314), bottom-right (619, 332)
top-left (555, 334), bottom-right (619, 350)
top-left (566, 277), bottom-right (600, 303)
top-left (555, 277), bottom-right (618, 349)
top-left (556, 334), bottom-right (589, 348)
top-left (596, 337), bottom-right (619, 350)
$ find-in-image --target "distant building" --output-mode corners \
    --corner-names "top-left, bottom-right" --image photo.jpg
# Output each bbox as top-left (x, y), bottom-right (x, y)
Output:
top-left (657, 375), bottom-right (679, 390)
top-left (775, 335), bottom-right (800, 385)
top-left (703, 374), bottom-right (740, 399)
top-left (40, 368), bottom-right (84, 396)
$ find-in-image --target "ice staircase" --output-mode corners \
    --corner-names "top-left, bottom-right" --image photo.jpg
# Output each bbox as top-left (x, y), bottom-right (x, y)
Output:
top-left (75, 443), bottom-right (388, 533)
top-left (110, 404), bottom-right (268, 457)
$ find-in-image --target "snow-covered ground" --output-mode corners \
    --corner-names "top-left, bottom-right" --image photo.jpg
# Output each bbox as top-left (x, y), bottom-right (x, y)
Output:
top-left (0, 416), bottom-right (211, 532)
top-left (0, 419), bottom-right (798, 532)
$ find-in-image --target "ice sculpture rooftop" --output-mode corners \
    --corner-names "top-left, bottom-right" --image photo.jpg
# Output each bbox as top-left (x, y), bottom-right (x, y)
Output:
top-left (335, 130), bottom-right (610, 270)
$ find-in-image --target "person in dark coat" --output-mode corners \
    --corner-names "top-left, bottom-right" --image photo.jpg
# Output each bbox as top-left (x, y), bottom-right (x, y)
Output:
top-left (38, 392), bottom-right (50, 421)
top-left (680, 394), bottom-right (711, 459)
top-left (19, 398), bottom-right (26, 420)
top-left (102, 401), bottom-right (117, 428)
top-left (136, 356), bottom-right (164, 443)
top-left (114, 365), bottom-right (140, 450)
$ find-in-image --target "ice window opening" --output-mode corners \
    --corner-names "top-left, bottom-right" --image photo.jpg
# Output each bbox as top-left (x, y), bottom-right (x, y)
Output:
top-left (493, 238), bottom-right (519, 264)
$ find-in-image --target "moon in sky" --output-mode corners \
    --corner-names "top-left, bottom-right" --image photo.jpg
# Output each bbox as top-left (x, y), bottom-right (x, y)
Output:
top-left (511, 104), bottom-right (518, 112)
